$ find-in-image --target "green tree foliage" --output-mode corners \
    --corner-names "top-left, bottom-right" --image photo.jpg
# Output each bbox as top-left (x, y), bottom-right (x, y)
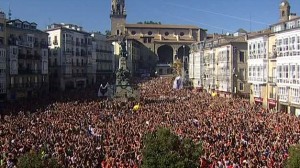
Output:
top-left (142, 128), bottom-right (203, 168)
top-left (17, 150), bottom-right (59, 168)
top-left (285, 144), bottom-right (300, 168)
top-left (105, 30), bottom-right (111, 36)
top-left (137, 21), bottom-right (162, 25)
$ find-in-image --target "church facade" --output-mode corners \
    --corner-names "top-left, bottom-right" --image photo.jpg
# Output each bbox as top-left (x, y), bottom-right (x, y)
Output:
top-left (110, 0), bottom-right (207, 75)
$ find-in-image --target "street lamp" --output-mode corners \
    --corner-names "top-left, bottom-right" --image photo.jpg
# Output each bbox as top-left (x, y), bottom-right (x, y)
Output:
top-left (182, 45), bottom-right (189, 86)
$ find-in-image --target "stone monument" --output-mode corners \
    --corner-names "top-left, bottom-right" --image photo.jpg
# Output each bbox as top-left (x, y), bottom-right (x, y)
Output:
top-left (114, 36), bottom-right (139, 101)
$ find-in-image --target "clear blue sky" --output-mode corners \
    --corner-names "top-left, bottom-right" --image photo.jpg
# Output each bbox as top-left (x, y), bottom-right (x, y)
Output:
top-left (1, 0), bottom-right (300, 34)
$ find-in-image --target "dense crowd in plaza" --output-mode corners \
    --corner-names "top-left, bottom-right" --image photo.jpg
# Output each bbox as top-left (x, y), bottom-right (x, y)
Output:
top-left (1, 76), bottom-right (300, 167)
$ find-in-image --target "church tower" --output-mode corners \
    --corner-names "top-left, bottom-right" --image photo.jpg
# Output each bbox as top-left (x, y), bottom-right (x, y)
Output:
top-left (110, 0), bottom-right (127, 36)
top-left (279, 0), bottom-right (290, 22)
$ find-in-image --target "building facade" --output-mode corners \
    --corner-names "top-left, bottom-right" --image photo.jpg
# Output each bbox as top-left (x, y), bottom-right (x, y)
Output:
top-left (275, 29), bottom-right (300, 115)
top-left (110, 0), bottom-right (206, 76)
top-left (247, 33), bottom-right (270, 107)
top-left (0, 11), bottom-right (6, 103)
top-left (246, 0), bottom-right (300, 115)
top-left (6, 19), bottom-right (49, 100)
top-left (47, 23), bottom-right (95, 91)
top-left (190, 34), bottom-right (250, 98)
top-left (91, 33), bottom-right (114, 84)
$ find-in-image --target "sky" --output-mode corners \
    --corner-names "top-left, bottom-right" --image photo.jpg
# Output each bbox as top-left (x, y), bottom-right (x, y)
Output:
top-left (1, 0), bottom-right (300, 34)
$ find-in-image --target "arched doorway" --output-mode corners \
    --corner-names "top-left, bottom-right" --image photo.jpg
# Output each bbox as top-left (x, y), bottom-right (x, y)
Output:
top-left (157, 45), bottom-right (173, 64)
top-left (156, 45), bottom-right (173, 75)
top-left (177, 45), bottom-right (190, 61)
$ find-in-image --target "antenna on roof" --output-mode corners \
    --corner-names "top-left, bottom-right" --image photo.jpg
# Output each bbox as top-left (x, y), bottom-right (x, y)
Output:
top-left (8, 0), bottom-right (12, 20)
top-left (249, 13), bottom-right (252, 32)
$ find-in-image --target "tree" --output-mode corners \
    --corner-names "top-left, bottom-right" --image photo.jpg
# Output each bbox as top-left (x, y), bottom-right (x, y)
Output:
top-left (105, 30), bottom-right (111, 36)
top-left (137, 21), bottom-right (162, 25)
top-left (285, 144), bottom-right (300, 168)
top-left (17, 150), bottom-right (59, 168)
top-left (142, 128), bottom-right (203, 168)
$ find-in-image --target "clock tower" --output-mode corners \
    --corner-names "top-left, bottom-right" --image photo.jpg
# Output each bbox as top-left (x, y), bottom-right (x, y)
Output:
top-left (279, 0), bottom-right (290, 22)
top-left (110, 0), bottom-right (127, 36)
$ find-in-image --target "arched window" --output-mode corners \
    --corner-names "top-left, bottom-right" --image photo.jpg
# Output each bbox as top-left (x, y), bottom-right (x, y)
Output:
top-left (282, 11), bottom-right (285, 17)
top-left (148, 31), bottom-right (153, 35)
top-left (117, 30), bottom-right (120, 35)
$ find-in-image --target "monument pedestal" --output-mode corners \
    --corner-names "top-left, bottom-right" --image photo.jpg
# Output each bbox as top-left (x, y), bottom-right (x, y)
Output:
top-left (114, 57), bottom-right (139, 101)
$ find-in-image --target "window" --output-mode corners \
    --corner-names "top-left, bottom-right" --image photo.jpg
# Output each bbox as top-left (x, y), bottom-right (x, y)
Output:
top-left (248, 66), bottom-right (252, 77)
top-left (165, 32), bottom-right (169, 36)
top-left (239, 82), bottom-right (244, 91)
top-left (282, 11), bottom-right (285, 17)
top-left (239, 51), bottom-right (245, 62)
top-left (131, 31), bottom-right (136, 35)
top-left (180, 32), bottom-right (184, 36)
top-left (239, 68), bottom-right (245, 80)
top-left (53, 36), bottom-right (58, 45)
top-left (0, 23), bottom-right (3, 32)
top-left (148, 31), bottom-right (152, 35)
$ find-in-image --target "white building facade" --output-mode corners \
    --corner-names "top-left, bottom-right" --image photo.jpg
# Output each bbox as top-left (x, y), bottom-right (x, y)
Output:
top-left (276, 29), bottom-right (300, 115)
top-left (47, 23), bottom-right (95, 91)
top-left (247, 36), bottom-right (269, 105)
top-left (189, 42), bottom-right (204, 89)
top-left (91, 33), bottom-right (114, 84)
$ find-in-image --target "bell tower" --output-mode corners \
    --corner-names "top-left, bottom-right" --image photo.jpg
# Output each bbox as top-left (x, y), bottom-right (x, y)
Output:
top-left (110, 0), bottom-right (127, 36)
top-left (279, 0), bottom-right (290, 22)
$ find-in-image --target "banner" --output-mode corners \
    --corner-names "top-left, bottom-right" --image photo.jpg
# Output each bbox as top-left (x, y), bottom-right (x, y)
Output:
top-left (98, 83), bottom-right (113, 98)
top-left (173, 76), bottom-right (183, 90)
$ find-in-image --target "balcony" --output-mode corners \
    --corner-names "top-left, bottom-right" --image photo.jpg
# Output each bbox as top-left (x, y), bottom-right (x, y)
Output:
top-left (72, 73), bottom-right (87, 78)
top-left (18, 69), bottom-right (41, 74)
top-left (64, 51), bottom-right (73, 55)
top-left (291, 96), bottom-right (300, 104)
top-left (279, 95), bottom-right (288, 102)
top-left (248, 76), bottom-right (267, 83)
top-left (277, 78), bottom-right (300, 85)
top-left (8, 82), bottom-right (42, 89)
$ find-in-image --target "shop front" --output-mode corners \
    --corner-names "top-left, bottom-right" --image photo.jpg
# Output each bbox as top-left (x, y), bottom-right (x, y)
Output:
top-left (268, 99), bottom-right (277, 110)
top-left (254, 97), bottom-right (263, 106)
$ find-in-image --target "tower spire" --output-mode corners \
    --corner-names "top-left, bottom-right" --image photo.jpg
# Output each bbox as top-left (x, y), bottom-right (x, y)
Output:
top-left (279, 0), bottom-right (290, 22)
top-left (111, 0), bottom-right (126, 17)
top-left (110, 0), bottom-right (127, 36)
top-left (8, 0), bottom-right (12, 20)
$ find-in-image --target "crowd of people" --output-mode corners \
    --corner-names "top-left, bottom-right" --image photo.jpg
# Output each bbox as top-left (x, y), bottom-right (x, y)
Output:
top-left (0, 76), bottom-right (300, 167)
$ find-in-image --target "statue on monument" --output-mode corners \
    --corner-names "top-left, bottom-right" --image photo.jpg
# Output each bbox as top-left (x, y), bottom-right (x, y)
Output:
top-left (120, 36), bottom-right (128, 59)
top-left (114, 35), bottom-right (139, 101)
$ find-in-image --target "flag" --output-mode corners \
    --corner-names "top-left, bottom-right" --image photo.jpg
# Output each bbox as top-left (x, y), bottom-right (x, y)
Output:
top-left (97, 84), bottom-right (102, 97)
top-left (98, 84), bottom-right (109, 97)
top-left (173, 76), bottom-right (183, 90)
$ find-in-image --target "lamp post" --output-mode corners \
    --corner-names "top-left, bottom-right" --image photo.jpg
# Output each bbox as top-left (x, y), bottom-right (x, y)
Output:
top-left (182, 45), bottom-right (189, 86)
